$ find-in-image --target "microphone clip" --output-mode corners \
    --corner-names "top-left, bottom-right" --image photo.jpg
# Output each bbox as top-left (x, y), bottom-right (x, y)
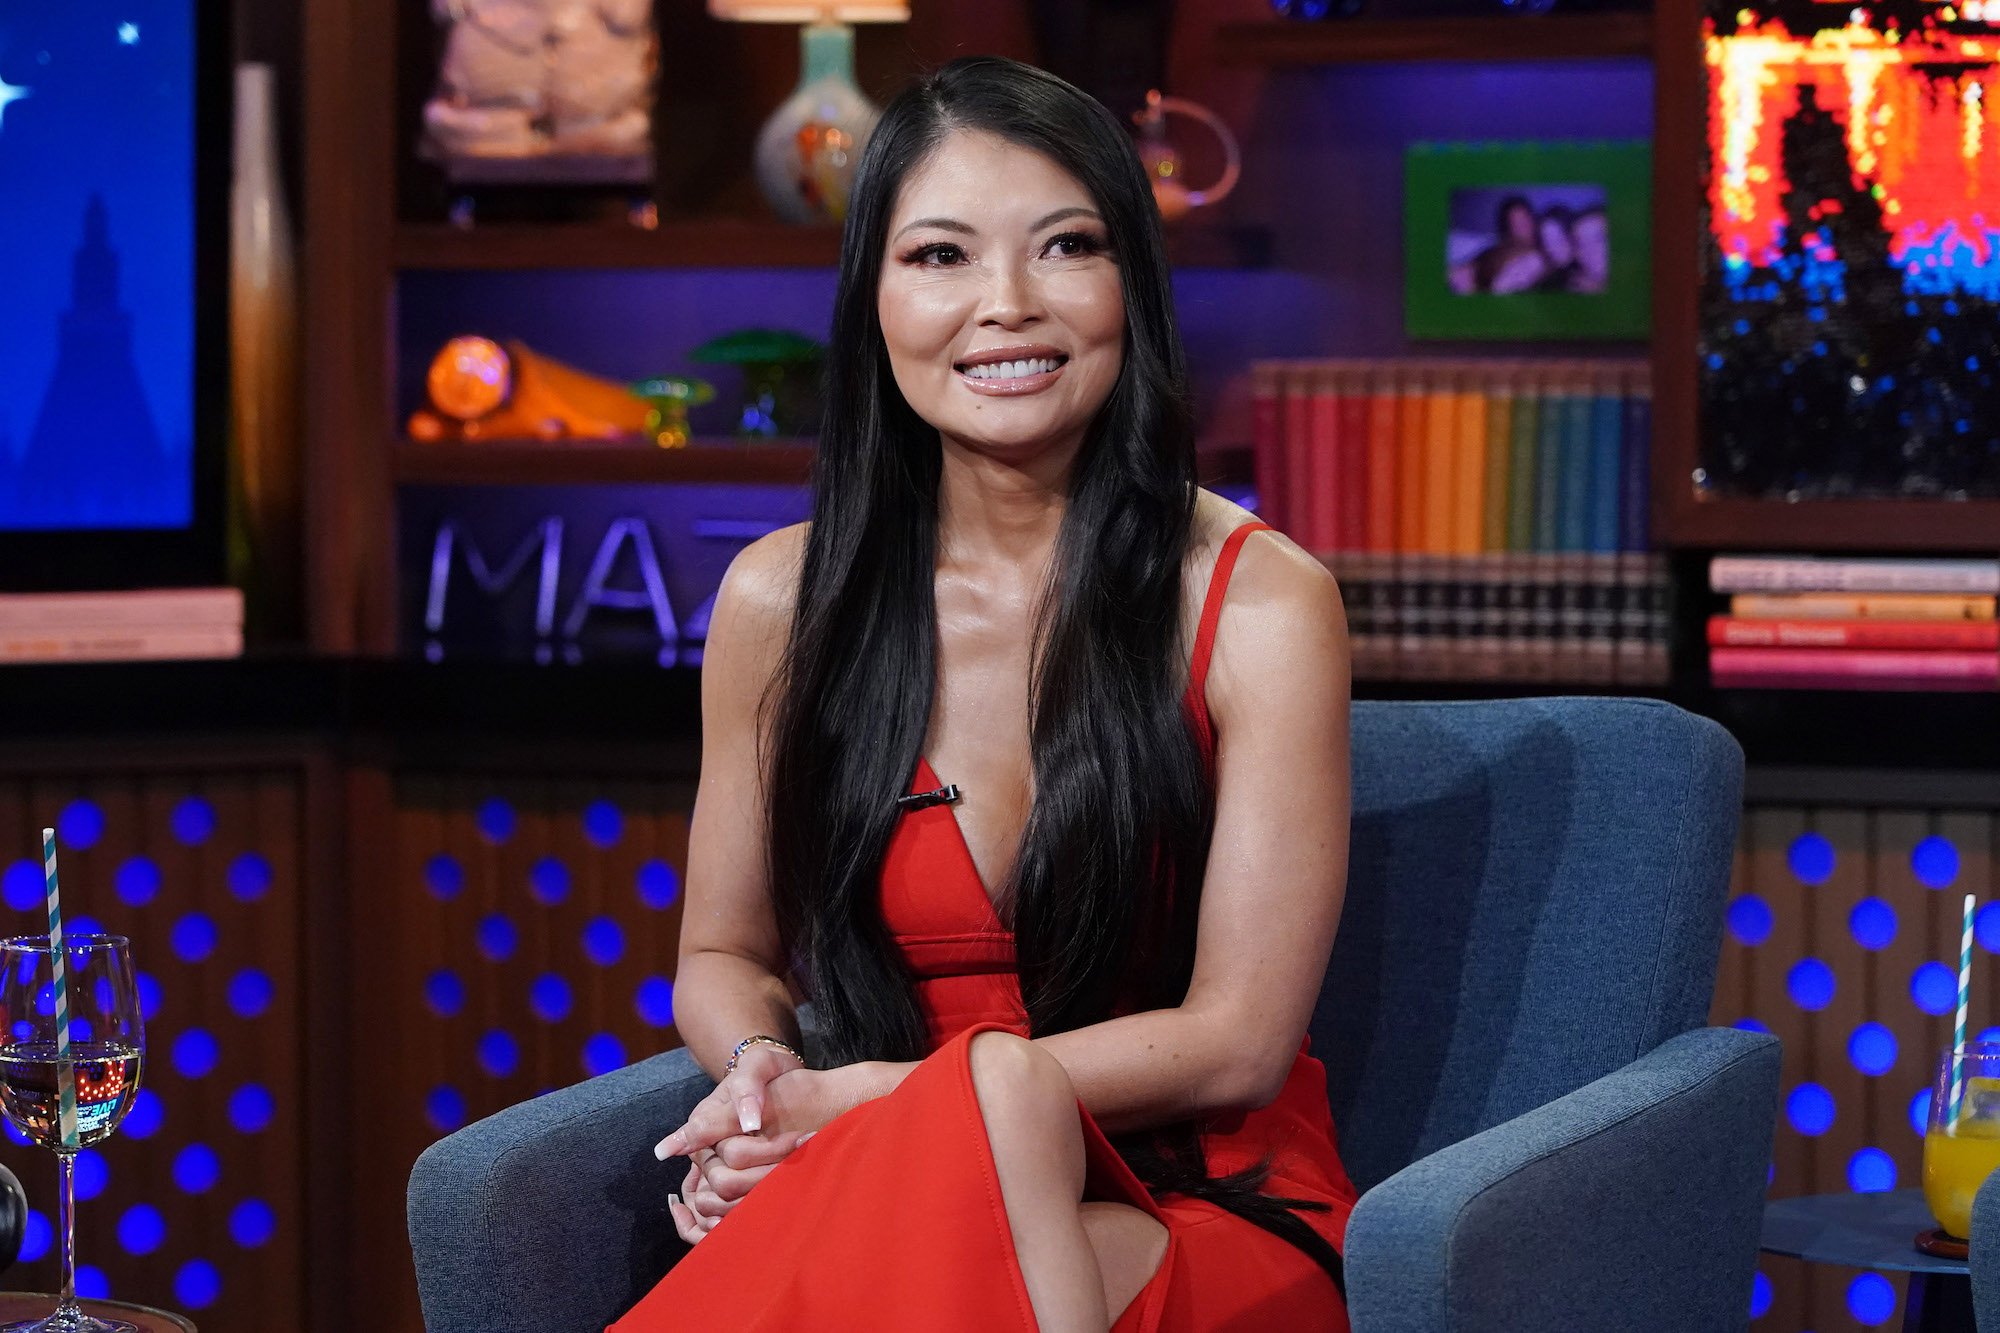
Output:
top-left (896, 783), bottom-right (961, 813)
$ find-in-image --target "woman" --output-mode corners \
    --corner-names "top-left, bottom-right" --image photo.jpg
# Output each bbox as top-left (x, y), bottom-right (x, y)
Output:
top-left (615, 55), bottom-right (1354, 1333)
top-left (1457, 194), bottom-right (1545, 294)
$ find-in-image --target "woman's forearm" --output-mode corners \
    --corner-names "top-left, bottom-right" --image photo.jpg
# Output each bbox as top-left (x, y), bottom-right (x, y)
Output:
top-left (829, 1007), bottom-right (1266, 1137)
top-left (673, 948), bottom-right (801, 1080)
top-left (1037, 1006), bottom-right (1265, 1136)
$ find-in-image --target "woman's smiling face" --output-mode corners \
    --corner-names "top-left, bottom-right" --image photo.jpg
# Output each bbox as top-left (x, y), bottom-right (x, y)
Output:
top-left (876, 129), bottom-right (1126, 467)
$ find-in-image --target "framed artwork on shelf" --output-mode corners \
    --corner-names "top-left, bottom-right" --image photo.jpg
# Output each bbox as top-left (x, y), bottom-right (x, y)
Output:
top-left (1403, 139), bottom-right (1652, 341)
top-left (1651, 0), bottom-right (2000, 550)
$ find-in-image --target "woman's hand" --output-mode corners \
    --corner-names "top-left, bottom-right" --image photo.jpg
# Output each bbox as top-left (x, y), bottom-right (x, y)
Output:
top-left (656, 1041), bottom-right (803, 1163)
top-left (656, 1061), bottom-right (900, 1161)
top-left (659, 1061), bottom-right (914, 1244)
top-left (669, 1130), bottom-right (816, 1243)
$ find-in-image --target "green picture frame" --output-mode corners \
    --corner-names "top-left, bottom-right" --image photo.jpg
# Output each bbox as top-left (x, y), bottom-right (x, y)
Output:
top-left (1404, 139), bottom-right (1652, 341)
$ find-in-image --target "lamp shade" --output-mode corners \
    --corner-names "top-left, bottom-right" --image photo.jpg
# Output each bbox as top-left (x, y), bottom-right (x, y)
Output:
top-left (708, 0), bottom-right (909, 20)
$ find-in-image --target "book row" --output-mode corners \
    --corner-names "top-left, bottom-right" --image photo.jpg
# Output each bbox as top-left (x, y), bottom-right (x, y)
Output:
top-left (1254, 358), bottom-right (1652, 558)
top-left (1703, 556), bottom-right (1998, 691)
top-left (1325, 551), bottom-right (1670, 685)
top-left (0, 588), bottom-right (243, 663)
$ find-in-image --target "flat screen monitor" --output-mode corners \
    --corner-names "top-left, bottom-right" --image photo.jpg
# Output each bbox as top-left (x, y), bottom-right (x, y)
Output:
top-left (0, 0), bottom-right (227, 588)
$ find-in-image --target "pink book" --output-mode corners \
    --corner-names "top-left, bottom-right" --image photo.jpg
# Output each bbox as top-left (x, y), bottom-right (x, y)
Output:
top-left (1710, 646), bottom-right (2000, 690)
top-left (0, 587), bottom-right (243, 631)
top-left (1711, 555), bottom-right (2000, 595)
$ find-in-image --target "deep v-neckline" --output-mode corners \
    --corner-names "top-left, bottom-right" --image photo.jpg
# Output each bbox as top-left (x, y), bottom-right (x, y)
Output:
top-left (913, 754), bottom-right (1011, 932)
top-left (907, 517), bottom-right (1273, 942)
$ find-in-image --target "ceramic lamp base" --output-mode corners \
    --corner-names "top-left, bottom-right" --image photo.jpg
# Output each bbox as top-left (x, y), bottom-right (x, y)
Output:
top-left (753, 22), bottom-right (881, 225)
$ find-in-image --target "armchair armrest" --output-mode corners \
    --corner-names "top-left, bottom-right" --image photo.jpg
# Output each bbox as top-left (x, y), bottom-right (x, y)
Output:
top-left (408, 1045), bottom-right (714, 1333)
top-left (1971, 1159), bottom-right (2000, 1321)
top-left (1344, 1026), bottom-right (1780, 1333)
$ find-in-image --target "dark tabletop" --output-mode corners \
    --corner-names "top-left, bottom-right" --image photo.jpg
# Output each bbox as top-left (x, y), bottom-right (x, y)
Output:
top-left (1762, 1189), bottom-right (1969, 1276)
top-left (0, 1294), bottom-right (192, 1331)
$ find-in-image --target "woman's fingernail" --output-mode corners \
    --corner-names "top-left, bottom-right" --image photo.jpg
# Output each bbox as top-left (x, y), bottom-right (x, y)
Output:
top-left (739, 1100), bottom-right (762, 1133)
top-left (655, 1134), bottom-right (678, 1160)
top-left (798, 1131), bottom-right (817, 1145)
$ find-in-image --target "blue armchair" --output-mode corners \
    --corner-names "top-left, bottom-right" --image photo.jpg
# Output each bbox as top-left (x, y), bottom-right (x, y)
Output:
top-left (1968, 1163), bottom-right (2000, 1323)
top-left (409, 697), bottom-right (1780, 1332)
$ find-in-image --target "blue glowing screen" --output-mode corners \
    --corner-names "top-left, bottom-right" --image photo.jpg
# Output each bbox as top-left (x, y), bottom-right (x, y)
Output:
top-left (0, 2), bottom-right (197, 529)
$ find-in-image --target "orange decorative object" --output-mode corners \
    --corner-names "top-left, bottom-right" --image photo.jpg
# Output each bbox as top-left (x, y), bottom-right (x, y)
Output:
top-left (408, 337), bottom-right (654, 442)
top-left (426, 336), bottom-right (512, 421)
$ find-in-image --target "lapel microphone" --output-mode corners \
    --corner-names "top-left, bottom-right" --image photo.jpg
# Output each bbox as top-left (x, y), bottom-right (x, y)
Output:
top-left (896, 783), bottom-right (961, 812)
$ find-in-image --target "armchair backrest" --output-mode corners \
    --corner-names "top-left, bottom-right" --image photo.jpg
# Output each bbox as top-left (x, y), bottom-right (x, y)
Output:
top-left (1310, 697), bottom-right (1745, 1193)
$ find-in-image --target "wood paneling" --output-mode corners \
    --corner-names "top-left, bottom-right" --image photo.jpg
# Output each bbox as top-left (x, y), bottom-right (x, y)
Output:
top-left (350, 769), bottom-right (697, 1330)
top-left (0, 764), bottom-right (308, 1328)
top-left (1718, 802), bottom-right (1998, 1331)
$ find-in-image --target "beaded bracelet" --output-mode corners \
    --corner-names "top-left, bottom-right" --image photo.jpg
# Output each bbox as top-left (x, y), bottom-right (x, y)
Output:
top-left (724, 1033), bottom-right (803, 1075)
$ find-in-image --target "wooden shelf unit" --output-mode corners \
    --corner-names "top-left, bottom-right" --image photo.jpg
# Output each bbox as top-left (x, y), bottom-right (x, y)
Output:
top-left (393, 219), bottom-right (1274, 271)
top-left (394, 438), bottom-right (1257, 489)
top-left (394, 439), bottom-right (816, 486)
top-left (1213, 13), bottom-right (1656, 66)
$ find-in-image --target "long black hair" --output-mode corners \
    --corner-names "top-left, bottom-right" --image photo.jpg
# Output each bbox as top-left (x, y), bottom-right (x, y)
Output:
top-left (760, 55), bottom-right (1342, 1296)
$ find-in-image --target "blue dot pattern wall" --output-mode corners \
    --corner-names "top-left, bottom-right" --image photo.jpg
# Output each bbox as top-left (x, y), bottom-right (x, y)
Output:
top-left (1714, 806), bottom-right (1993, 1333)
top-left (354, 772), bottom-right (691, 1318)
top-left (0, 771), bottom-right (305, 1331)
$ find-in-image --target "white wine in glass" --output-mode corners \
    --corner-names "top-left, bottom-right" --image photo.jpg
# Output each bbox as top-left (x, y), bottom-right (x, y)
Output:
top-left (0, 935), bottom-right (144, 1333)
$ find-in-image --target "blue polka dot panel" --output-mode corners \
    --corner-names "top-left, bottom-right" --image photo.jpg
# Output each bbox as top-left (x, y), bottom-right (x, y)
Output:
top-left (373, 773), bottom-right (690, 1301)
top-left (0, 769), bottom-right (306, 1327)
top-left (1714, 806), bottom-right (1996, 1332)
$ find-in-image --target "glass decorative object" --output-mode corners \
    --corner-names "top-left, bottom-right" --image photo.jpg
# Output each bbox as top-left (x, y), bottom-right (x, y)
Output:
top-left (708, 1), bottom-right (911, 225)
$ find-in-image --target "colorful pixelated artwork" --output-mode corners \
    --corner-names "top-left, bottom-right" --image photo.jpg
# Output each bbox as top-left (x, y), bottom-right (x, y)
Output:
top-left (1700, 0), bottom-right (2000, 497)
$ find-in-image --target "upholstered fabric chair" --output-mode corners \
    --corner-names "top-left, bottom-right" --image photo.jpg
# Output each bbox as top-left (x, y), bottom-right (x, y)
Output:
top-left (409, 697), bottom-right (1779, 1332)
top-left (1967, 1163), bottom-right (2000, 1324)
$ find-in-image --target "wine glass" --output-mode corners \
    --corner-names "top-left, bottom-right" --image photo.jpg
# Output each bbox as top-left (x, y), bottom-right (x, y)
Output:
top-left (1922, 1040), bottom-right (2000, 1242)
top-left (0, 936), bottom-right (144, 1333)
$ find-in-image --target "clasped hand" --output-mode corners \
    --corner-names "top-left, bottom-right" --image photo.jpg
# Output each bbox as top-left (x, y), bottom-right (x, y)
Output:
top-left (654, 1044), bottom-right (841, 1246)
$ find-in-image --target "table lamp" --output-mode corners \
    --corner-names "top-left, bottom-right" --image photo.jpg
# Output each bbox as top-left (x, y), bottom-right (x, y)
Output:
top-left (708, 0), bottom-right (910, 225)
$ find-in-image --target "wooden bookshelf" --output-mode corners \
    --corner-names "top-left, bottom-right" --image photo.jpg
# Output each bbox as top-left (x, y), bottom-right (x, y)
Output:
top-left (393, 218), bottom-right (1275, 271)
top-left (393, 438), bottom-right (1256, 488)
top-left (1213, 13), bottom-right (1655, 65)
top-left (393, 439), bottom-right (815, 486)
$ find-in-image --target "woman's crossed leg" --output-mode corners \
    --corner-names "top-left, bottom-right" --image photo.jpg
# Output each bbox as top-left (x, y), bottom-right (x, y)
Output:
top-left (968, 1031), bottom-right (1169, 1333)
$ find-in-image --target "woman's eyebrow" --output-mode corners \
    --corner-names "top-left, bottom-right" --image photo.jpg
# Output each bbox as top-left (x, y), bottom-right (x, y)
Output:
top-left (891, 206), bottom-right (1102, 242)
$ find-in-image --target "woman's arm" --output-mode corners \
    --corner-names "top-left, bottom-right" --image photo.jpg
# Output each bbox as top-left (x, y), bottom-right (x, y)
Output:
top-left (840, 530), bottom-right (1353, 1135)
top-left (672, 525), bottom-right (810, 1082)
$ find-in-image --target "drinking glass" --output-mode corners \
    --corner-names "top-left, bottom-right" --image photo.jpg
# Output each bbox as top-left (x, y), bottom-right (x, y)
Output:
top-left (0, 936), bottom-right (144, 1333)
top-left (1922, 1041), bottom-right (2000, 1241)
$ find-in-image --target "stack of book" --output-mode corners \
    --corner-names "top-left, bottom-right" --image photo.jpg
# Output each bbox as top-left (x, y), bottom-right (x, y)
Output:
top-left (1251, 357), bottom-right (1667, 685)
top-left (1707, 556), bottom-right (2000, 691)
top-left (0, 587), bottom-right (245, 663)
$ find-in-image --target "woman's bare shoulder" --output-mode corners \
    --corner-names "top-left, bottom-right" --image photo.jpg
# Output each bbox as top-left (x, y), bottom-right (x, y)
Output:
top-left (707, 522), bottom-right (809, 674)
top-left (1193, 490), bottom-right (1347, 686)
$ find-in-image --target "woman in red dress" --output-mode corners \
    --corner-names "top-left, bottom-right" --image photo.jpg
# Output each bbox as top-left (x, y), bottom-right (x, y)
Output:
top-left (616, 55), bottom-right (1355, 1333)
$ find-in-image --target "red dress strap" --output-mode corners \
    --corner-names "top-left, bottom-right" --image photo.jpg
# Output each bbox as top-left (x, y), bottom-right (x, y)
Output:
top-left (1185, 520), bottom-right (1273, 762)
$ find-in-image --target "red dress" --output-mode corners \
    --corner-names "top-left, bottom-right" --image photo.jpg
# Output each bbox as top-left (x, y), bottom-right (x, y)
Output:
top-left (614, 519), bottom-right (1355, 1332)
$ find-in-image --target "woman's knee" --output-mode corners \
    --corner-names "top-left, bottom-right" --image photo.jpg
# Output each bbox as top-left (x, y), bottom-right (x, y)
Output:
top-left (968, 1030), bottom-right (1078, 1125)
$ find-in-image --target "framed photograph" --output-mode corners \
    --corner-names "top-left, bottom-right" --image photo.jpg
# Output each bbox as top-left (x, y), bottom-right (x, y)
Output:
top-left (1404, 140), bottom-right (1652, 340)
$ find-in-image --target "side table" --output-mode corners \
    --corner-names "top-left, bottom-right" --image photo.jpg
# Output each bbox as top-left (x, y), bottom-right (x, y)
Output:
top-left (1761, 1189), bottom-right (1971, 1332)
top-left (0, 1295), bottom-right (193, 1332)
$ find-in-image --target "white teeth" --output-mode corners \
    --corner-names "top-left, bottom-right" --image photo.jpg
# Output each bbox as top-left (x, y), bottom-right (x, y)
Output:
top-left (961, 357), bottom-right (1061, 381)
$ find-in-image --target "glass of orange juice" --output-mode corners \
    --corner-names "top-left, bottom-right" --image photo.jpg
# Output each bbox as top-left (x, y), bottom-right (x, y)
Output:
top-left (1922, 1042), bottom-right (2000, 1240)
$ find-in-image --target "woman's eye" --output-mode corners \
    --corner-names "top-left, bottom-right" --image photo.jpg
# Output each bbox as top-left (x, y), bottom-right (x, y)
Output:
top-left (910, 243), bottom-right (964, 266)
top-left (1048, 231), bottom-right (1103, 257)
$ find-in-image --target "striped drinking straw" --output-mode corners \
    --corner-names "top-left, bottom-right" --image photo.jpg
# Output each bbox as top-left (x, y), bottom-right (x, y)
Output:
top-left (1949, 892), bottom-right (1976, 1127)
top-left (40, 828), bottom-right (79, 1152)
